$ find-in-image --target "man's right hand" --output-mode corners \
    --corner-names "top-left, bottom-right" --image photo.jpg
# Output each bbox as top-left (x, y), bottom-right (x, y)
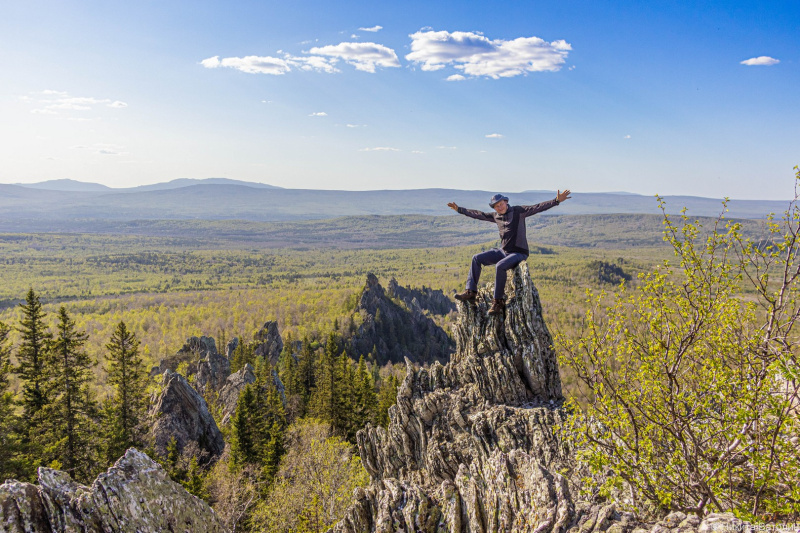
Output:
top-left (447, 202), bottom-right (459, 211)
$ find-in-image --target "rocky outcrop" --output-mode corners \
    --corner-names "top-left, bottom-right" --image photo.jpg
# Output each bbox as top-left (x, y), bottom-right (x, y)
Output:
top-left (387, 278), bottom-right (455, 317)
top-left (149, 370), bottom-right (225, 460)
top-left (218, 363), bottom-right (256, 426)
top-left (0, 448), bottom-right (226, 532)
top-left (348, 274), bottom-right (454, 365)
top-left (153, 335), bottom-right (231, 395)
top-left (253, 321), bottom-right (283, 366)
top-left (333, 263), bottom-right (568, 532)
top-left (332, 264), bottom-right (750, 533)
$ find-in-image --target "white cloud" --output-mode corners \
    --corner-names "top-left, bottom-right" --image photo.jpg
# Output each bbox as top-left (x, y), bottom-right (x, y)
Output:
top-left (406, 30), bottom-right (571, 79)
top-left (411, 150), bottom-right (425, 154)
top-left (447, 74), bottom-right (466, 81)
top-left (485, 133), bottom-right (504, 138)
top-left (201, 55), bottom-right (292, 75)
top-left (351, 34), bottom-right (358, 39)
top-left (359, 146), bottom-right (400, 151)
top-left (623, 134), bottom-right (631, 139)
top-left (359, 25), bottom-right (383, 32)
top-left (436, 145), bottom-right (457, 150)
top-left (202, 42), bottom-right (397, 75)
top-left (307, 42), bottom-right (400, 73)
top-left (309, 112), bottom-right (328, 117)
top-left (28, 92), bottom-right (127, 115)
top-left (740, 56), bottom-right (779, 66)
top-left (346, 124), bottom-right (366, 128)
top-left (288, 55), bottom-right (339, 73)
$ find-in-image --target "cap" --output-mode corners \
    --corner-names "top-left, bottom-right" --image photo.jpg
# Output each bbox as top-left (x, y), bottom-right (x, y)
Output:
top-left (489, 194), bottom-right (509, 207)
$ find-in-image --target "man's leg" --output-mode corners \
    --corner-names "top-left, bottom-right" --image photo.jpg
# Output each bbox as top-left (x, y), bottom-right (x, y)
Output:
top-left (493, 253), bottom-right (526, 299)
top-left (467, 249), bottom-right (506, 291)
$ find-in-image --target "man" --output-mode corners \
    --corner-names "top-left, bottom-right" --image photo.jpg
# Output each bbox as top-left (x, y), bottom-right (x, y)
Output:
top-left (448, 190), bottom-right (571, 315)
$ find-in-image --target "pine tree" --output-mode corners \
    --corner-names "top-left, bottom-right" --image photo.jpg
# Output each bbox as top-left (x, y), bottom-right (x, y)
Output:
top-left (353, 356), bottom-right (377, 436)
top-left (0, 321), bottom-right (24, 480)
top-left (15, 289), bottom-right (52, 421)
top-left (309, 332), bottom-right (339, 427)
top-left (37, 307), bottom-right (99, 482)
top-left (103, 321), bottom-right (148, 463)
top-left (375, 374), bottom-right (400, 428)
top-left (230, 384), bottom-right (261, 470)
top-left (230, 360), bottom-right (286, 491)
top-left (297, 336), bottom-right (316, 405)
top-left (230, 335), bottom-right (255, 374)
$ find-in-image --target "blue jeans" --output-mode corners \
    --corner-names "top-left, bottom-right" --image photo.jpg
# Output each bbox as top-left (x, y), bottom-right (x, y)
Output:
top-left (466, 248), bottom-right (527, 299)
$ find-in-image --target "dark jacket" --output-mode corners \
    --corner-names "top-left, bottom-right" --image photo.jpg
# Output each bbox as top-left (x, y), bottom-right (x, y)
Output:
top-left (457, 199), bottom-right (559, 255)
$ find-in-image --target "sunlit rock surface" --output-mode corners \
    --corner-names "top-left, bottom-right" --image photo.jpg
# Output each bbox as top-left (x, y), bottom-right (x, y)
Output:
top-left (0, 448), bottom-right (226, 532)
top-left (149, 369), bottom-right (225, 460)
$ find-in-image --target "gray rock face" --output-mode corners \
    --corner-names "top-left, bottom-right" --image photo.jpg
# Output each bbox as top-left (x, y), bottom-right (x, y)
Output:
top-left (219, 363), bottom-right (256, 426)
top-left (331, 264), bottom-right (752, 533)
top-left (348, 274), bottom-right (454, 366)
top-left (334, 263), bottom-right (570, 532)
top-left (0, 448), bottom-right (226, 532)
top-left (149, 370), bottom-right (225, 460)
top-left (154, 335), bottom-right (231, 395)
top-left (253, 321), bottom-right (283, 366)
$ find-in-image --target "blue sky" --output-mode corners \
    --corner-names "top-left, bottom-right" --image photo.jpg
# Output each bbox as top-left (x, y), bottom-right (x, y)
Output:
top-left (0, 0), bottom-right (797, 199)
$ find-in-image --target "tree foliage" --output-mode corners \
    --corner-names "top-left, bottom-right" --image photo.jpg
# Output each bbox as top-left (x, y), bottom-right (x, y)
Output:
top-left (0, 321), bottom-right (24, 479)
top-left (558, 175), bottom-right (800, 519)
top-left (36, 307), bottom-right (99, 482)
top-left (103, 321), bottom-right (149, 462)
top-left (251, 419), bottom-right (369, 533)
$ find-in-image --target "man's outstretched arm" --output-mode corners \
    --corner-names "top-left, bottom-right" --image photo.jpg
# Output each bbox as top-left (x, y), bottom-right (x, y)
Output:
top-left (448, 202), bottom-right (495, 222)
top-left (519, 189), bottom-right (572, 217)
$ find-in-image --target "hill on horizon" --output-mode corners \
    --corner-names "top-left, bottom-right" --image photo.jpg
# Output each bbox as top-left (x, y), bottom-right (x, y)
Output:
top-left (0, 179), bottom-right (791, 223)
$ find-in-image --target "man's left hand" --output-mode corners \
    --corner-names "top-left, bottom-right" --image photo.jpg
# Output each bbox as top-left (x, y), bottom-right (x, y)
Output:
top-left (557, 189), bottom-right (571, 203)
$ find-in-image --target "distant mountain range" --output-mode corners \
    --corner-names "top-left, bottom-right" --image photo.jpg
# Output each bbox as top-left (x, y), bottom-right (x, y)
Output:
top-left (0, 178), bottom-right (789, 224)
top-left (13, 178), bottom-right (283, 192)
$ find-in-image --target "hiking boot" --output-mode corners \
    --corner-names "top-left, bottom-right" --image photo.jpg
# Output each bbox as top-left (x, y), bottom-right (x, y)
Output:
top-left (488, 298), bottom-right (506, 315)
top-left (454, 289), bottom-right (478, 302)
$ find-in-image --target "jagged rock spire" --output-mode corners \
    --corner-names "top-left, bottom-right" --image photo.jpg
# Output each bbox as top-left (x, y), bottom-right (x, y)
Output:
top-left (334, 263), bottom-right (571, 532)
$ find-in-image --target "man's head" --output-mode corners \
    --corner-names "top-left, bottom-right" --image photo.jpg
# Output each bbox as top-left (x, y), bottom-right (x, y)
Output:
top-left (489, 194), bottom-right (509, 214)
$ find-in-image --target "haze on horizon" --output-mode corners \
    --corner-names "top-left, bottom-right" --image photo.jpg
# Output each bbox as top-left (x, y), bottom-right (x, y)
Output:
top-left (0, 1), bottom-right (797, 201)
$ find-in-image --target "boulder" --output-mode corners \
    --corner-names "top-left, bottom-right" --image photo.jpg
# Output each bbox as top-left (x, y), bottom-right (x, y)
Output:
top-left (0, 448), bottom-right (226, 532)
top-left (149, 370), bottom-right (225, 460)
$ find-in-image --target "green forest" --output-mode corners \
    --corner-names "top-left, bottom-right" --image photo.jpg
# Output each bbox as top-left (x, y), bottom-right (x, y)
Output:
top-left (1, 209), bottom-right (794, 529)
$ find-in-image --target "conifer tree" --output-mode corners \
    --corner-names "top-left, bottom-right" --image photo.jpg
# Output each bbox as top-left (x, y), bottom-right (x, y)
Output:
top-left (15, 288), bottom-right (52, 421)
top-left (309, 332), bottom-right (339, 427)
top-left (353, 356), bottom-right (377, 435)
top-left (0, 321), bottom-right (24, 479)
top-left (230, 384), bottom-right (261, 470)
top-left (230, 335), bottom-right (255, 374)
top-left (103, 321), bottom-right (148, 462)
top-left (375, 374), bottom-right (400, 428)
top-left (297, 336), bottom-right (316, 405)
top-left (230, 358), bottom-right (286, 488)
top-left (37, 307), bottom-right (99, 482)
top-left (334, 351), bottom-right (355, 439)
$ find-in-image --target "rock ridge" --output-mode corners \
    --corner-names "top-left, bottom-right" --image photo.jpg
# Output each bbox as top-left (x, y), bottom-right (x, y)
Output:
top-left (0, 448), bottom-right (226, 532)
top-left (332, 263), bottom-right (750, 533)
